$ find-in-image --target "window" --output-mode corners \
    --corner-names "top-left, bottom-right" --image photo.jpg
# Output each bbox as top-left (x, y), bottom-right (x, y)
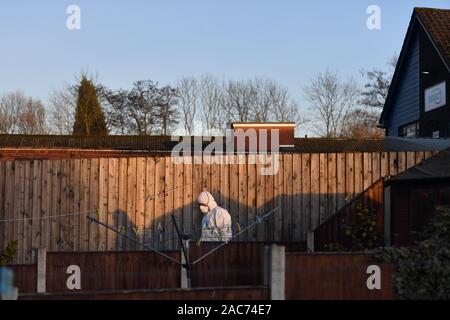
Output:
top-left (399, 121), bottom-right (419, 137)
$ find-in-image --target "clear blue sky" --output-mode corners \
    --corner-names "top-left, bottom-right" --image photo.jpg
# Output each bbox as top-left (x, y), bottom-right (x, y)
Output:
top-left (0, 0), bottom-right (449, 114)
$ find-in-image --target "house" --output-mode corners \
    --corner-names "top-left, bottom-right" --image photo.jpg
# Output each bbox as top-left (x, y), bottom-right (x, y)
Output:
top-left (384, 148), bottom-right (450, 246)
top-left (379, 8), bottom-right (450, 138)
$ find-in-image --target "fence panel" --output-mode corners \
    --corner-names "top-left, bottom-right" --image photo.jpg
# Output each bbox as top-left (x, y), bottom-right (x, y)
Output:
top-left (0, 151), bottom-right (436, 262)
top-left (285, 253), bottom-right (395, 299)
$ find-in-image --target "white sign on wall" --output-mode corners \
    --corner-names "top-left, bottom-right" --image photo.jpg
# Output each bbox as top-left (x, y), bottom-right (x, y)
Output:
top-left (425, 81), bottom-right (446, 112)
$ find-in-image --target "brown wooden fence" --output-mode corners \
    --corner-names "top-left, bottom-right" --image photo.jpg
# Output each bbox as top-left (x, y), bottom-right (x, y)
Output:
top-left (19, 286), bottom-right (269, 300)
top-left (9, 242), bottom-right (305, 294)
top-left (46, 251), bottom-right (181, 292)
top-left (10, 264), bottom-right (37, 293)
top-left (313, 178), bottom-right (385, 250)
top-left (0, 151), bottom-right (436, 263)
top-left (285, 253), bottom-right (395, 299)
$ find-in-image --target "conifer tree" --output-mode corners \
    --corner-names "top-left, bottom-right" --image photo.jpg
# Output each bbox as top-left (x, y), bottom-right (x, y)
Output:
top-left (72, 77), bottom-right (108, 135)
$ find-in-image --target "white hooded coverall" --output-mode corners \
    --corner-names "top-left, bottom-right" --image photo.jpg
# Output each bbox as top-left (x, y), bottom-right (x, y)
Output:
top-left (198, 191), bottom-right (232, 242)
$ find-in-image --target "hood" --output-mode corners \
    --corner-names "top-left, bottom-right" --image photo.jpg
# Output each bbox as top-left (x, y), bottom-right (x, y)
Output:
top-left (197, 191), bottom-right (218, 212)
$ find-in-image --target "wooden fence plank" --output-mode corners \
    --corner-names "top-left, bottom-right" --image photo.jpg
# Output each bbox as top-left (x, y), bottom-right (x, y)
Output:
top-left (23, 161), bottom-right (33, 263)
top-left (31, 160), bottom-right (42, 259)
top-left (345, 153), bottom-right (354, 203)
top-left (41, 161), bottom-right (50, 251)
top-left (389, 152), bottom-right (398, 176)
top-left (135, 157), bottom-right (146, 250)
top-left (406, 152), bottom-right (416, 169)
top-left (327, 153), bottom-right (337, 219)
top-left (247, 156), bottom-right (257, 241)
top-left (51, 160), bottom-right (61, 253)
top-left (154, 157), bottom-right (165, 249)
top-left (310, 154), bottom-right (320, 230)
top-left (70, 159), bottom-right (81, 251)
top-left (274, 154), bottom-right (283, 241)
top-left (372, 152), bottom-right (381, 182)
top-left (173, 159), bottom-right (184, 247)
top-left (183, 158), bottom-right (193, 236)
top-left (89, 159), bottom-right (99, 251)
top-left (363, 153), bottom-right (372, 191)
top-left (4, 161), bottom-right (15, 253)
top-left (98, 158), bottom-right (109, 251)
top-left (354, 153), bottom-right (363, 195)
top-left (164, 157), bottom-right (174, 250)
top-left (238, 155), bottom-right (248, 241)
top-left (230, 155), bottom-right (240, 240)
top-left (117, 158), bottom-right (127, 250)
top-left (264, 154), bottom-right (275, 241)
top-left (107, 158), bottom-right (119, 251)
top-left (380, 152), bottom-right (388, 178)
top-left (283, 154), bottom-right (293, 241)
top-left (301, 154), bottom-right (311, 238)
top-left (337, 153), bottom-right (346, 212)
top-left (319, 153), bottom-right (327, 225)
top-left (0, 162), bottom-right (5, 251)
top-left (256, 155), bottom-right (265, 241)
top-left (79, 159), bottom-right (90, 251)
top-left (292, 154), bottom-right (302, 240)
top-left (193, 155), bottom-right (203, 240)
top-left (398, 152), bottom-right (406, 173)
top-left (61, 160), bottom-right (71, 252)
top-left (144, 157), bottom-right (155, 248)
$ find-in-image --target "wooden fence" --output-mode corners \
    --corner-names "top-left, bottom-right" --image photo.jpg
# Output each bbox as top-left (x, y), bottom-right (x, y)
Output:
top-left (0, 151), bottom-right (436, 263)
top-left (314, 178), bottom-right (385, 250)
top-left (19, 286), bottom-right (269, 300)
top-left (9, 242), bottom-right (305, 294)
top-left (285, 253), bottom-right (395, 299)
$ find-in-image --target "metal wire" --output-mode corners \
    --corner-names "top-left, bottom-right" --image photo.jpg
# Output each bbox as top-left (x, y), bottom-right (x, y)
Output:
top-left (86, 215), bottom-right (182, 265)
top-left (191, 206), bottom-right (281, 265)
top-left (0, 179), bottom-right (204, 223)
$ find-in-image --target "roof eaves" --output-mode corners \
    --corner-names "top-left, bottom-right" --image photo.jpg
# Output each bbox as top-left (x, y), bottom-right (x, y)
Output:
top-left (379, 12), bottom-right (419, 127)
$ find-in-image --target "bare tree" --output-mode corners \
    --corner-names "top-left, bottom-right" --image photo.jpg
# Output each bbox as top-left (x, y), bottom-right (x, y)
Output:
top-left (47, 84), bottom-right (76, 134)
top-left (360, 53), bottom-right (398, 109)
top-left (303, 69), bottom-right (360, 138)
top-left (0, 91), bottom-right (23, 133)
top-left (104, 80), bottom-right (179, 135)
top-left (199, 75), bottom-right (227, 135)
top-left (0, 91), bottom-right (47, 134)
top-left (225, 79), bottom-right (258, 123)
top-left (176, 77), bottom-right (198, 135)
top-left (186, 75), bottom-right (306, 134)
top-left (341, 108), bottom-right (385, 139)
top-left (17, 98), bottom-right (46, 134)
top-left (156, 85), bottom-right (179, 135)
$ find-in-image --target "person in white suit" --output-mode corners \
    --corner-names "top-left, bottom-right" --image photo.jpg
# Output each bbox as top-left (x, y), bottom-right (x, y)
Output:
top-left (197, 191), bottom-right (232, 242)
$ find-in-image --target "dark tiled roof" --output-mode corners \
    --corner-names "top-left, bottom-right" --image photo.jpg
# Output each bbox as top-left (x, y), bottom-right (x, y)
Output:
top-left (293, 138), bottom-right (385, 153)
top-left (388, 148), bottom-right (450, 182)
top-left (416, 7), bottom-right (450, 69)
top-left (1, 134), bottom-right (450, 154)
top-left (0, 134), bottom-right (176, 151)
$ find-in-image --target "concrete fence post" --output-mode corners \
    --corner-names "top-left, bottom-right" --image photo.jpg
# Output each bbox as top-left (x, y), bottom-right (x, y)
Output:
top-left (306, 231), bottom-right (315, 252)
top-left (268, 244), bottom-right (285, 300)
top-left (180, 239), bottom-right (190, 289)
top-left (36, 247), bottom-right (46, 293)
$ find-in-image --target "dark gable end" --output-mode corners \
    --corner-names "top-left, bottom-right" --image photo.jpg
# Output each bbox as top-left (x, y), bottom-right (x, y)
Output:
top-left (379, 8), bottom-right (450, 133)
top-left (379, 11), bottom-right (421, 132)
